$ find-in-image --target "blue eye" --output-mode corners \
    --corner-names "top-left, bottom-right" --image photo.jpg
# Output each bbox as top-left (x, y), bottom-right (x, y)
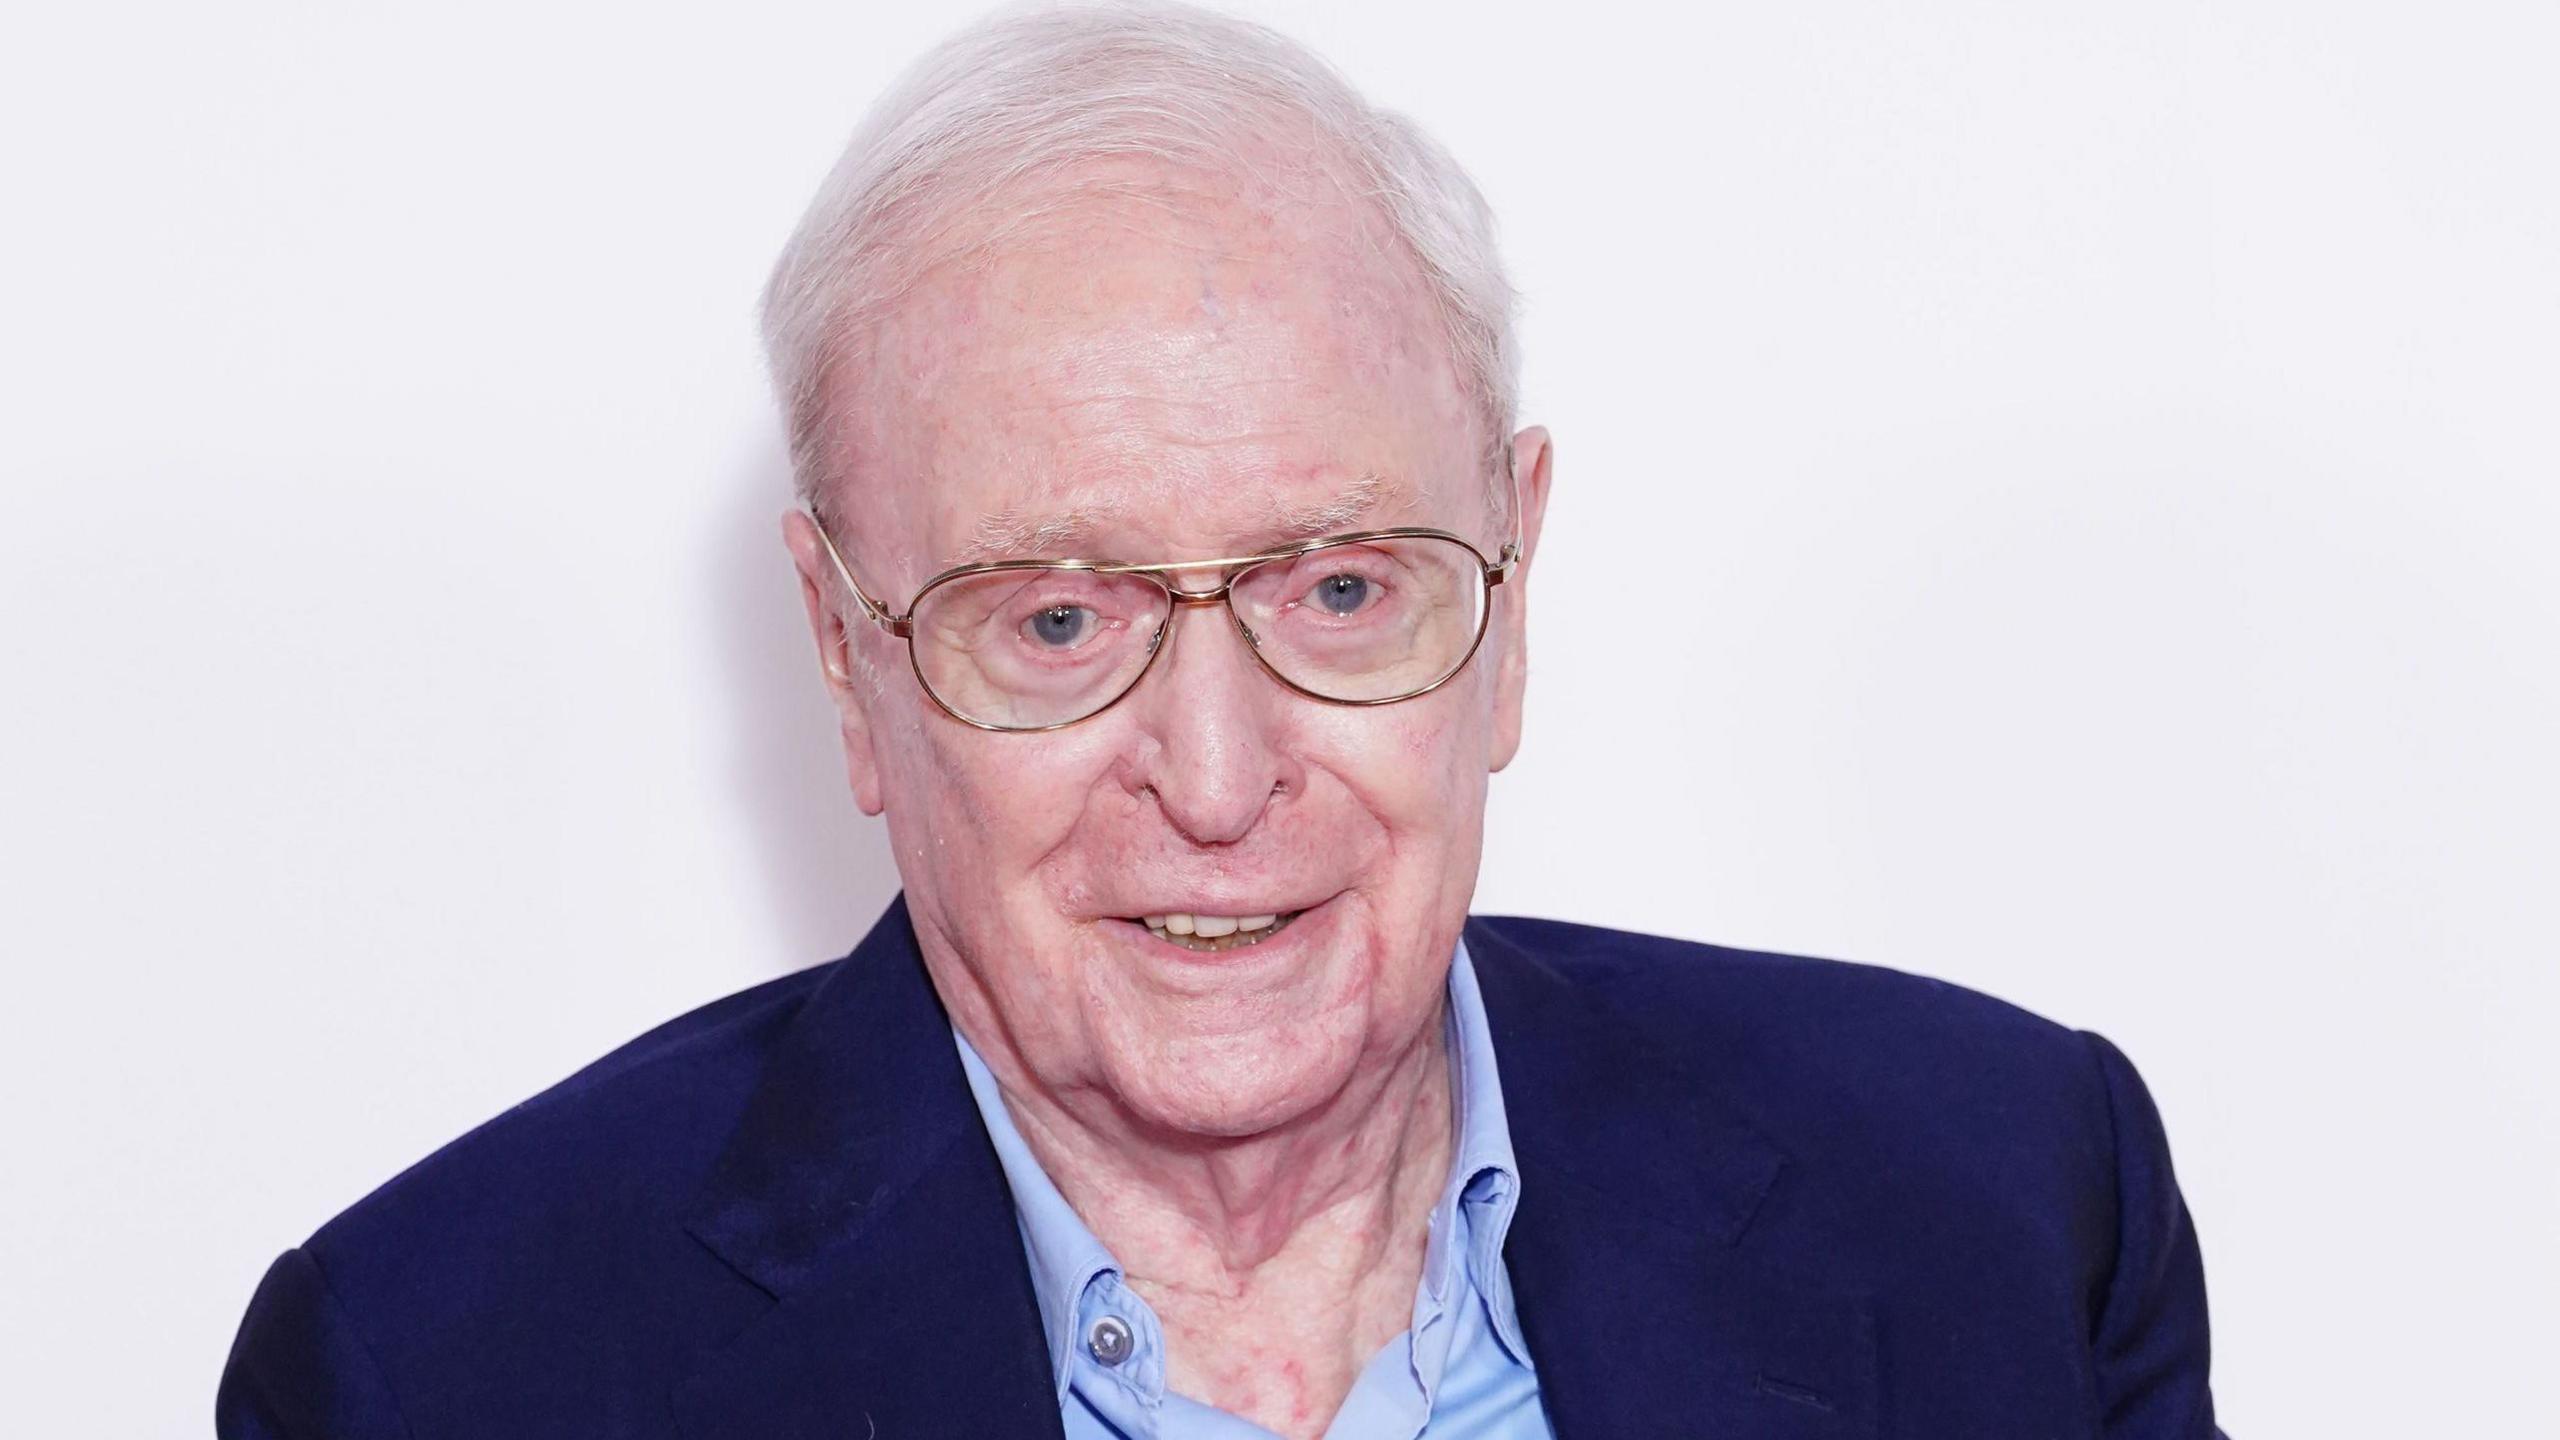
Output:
top-left (1024, 604), bottom-right (1098, 648)
top-left (1311, 573), bottom-right (1372, 616)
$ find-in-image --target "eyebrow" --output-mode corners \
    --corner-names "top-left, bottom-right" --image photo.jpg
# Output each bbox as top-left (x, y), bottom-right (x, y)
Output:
top-left (946, 472), bottom-right (1393, 569)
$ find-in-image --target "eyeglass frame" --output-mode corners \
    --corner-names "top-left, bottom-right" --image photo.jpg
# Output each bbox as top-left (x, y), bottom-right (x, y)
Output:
top-left (803, 497), bottom-right (1523, 734)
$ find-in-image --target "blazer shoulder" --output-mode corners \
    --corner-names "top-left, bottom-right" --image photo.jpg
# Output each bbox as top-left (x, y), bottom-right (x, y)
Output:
top-left (300, 959), bottom-right (836, 1272)
top-left (226, 961), bottom-right (856, 1434)
top-left (1467, 912), bottom-right (2117, 1168)
top-left (1471, 911), bottom-right (2088, 1057)
top-left (1469, 912), bottom-right (2140, 1299)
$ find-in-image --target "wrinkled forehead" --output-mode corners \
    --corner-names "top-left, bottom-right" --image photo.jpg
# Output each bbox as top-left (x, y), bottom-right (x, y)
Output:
top-left (823, 158), bottom-right (1485, 585)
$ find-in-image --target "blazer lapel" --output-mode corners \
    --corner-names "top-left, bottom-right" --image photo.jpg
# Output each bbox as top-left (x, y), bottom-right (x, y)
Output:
top-left (672, 897), bottom-right (1064, 1440)
top-left (1466, 918), bottom-right (1880, 1440)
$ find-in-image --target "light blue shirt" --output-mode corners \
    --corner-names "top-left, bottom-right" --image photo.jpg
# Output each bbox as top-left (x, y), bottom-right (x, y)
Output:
top-left (953, 937), bottom-right (1555, 1439)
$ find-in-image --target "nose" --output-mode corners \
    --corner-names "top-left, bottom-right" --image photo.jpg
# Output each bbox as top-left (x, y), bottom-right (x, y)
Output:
top-left (1119, 589), bottom-right (1302, 846)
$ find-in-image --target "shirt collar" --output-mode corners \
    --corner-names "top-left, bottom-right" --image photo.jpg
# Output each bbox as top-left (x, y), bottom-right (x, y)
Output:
top-left (951, 1021), bottom-right (1122, 1402)
top-left (951, 934), bottom-right (1528, 1400)
top-left (1428, 934), bottom-right (1532, 1363)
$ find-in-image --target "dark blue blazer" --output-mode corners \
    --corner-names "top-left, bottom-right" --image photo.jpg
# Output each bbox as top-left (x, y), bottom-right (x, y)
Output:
top-left (219, 898), bottom-right (2224, 1438)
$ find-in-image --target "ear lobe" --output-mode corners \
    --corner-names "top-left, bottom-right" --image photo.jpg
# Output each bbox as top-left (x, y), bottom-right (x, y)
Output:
top-left (839, 716), bottom-right (886, 816)
top-left (783, 509), bottom-right (889, 816)
top-left (1486, 426), bottom-right (1554, 773)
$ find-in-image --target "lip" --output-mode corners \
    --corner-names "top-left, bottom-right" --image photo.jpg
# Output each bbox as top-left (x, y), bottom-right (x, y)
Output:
top-left (1107, 892), bottom-right (1340, 963)
top-left (1100, 891), bottom-right (1335, 922)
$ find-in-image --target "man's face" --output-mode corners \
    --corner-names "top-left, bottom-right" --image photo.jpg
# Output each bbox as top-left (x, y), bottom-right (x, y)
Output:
top-left (787, 162), bottom-right (1547, 1138)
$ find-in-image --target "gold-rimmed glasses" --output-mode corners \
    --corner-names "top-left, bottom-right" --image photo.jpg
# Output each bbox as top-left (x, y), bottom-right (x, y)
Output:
top-left (806, 504), bottom-right (1520, 733)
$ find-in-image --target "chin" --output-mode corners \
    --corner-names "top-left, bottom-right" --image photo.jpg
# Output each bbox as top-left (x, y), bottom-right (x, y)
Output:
top-left (1105, 1011), bottom-right (1371, 1140)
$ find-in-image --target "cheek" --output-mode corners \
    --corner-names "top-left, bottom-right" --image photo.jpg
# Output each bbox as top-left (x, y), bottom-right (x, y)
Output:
top-left (1310, 684), bottom-right (1492, 836)
top-left (882, 710), bottom-right (1121, 880)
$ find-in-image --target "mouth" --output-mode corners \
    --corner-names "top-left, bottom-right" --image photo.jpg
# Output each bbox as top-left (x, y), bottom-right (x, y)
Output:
top-left (1119, 908), bottom-right (1309, 954)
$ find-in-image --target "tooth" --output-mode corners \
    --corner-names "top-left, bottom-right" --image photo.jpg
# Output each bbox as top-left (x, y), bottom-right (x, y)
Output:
top-left (1144, 915), bottom-right (1166, 929)
top-left (1238, 914), bottom-right (1277, 932)
top-left (1192, 915), bottom-right (1238, 938)
top-left (1165, 913), bottom-right (1196, 936)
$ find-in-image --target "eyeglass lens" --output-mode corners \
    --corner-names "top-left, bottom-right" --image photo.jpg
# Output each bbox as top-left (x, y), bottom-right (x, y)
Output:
top-left (906, 534), bottom-right (1491, 729)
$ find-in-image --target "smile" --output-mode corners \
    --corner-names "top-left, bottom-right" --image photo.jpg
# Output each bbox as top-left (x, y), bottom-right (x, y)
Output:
top-left (1130, 910), bottom-right (1305, 953)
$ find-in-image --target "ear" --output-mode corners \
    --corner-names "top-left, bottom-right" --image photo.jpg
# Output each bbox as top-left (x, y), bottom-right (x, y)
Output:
top-left (782, 508), bottom-right (888, 815)
top-left (1487, 425), bottom-right (1554, 773)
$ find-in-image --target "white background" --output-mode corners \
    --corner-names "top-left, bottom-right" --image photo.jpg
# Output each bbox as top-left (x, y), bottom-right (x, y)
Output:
top-left (4, 2), bottom-right (2552, 1434)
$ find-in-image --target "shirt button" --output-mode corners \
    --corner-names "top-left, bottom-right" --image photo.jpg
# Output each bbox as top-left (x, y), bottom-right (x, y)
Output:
top-left (1087, 1315), bottom-right (1135, 1367)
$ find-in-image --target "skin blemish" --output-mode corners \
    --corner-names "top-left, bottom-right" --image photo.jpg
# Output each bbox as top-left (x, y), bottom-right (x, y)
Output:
top-left (1196, 258), bottom-right (1229, 326)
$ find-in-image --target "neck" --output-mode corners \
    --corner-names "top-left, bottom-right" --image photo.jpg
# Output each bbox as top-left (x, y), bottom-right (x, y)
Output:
top-left (1017, 1010), bottom-right (1453, 1276)
top-left (985, 1008), bottom-right (1457, 1437)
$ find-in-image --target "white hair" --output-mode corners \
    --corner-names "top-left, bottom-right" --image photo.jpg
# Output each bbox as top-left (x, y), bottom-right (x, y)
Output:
top-left (759, 0), bottom-right (1521, 507)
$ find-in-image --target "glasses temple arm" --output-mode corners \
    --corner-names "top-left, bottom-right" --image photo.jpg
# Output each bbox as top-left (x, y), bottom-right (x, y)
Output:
top-left (802, 503), bottom-right (914, 636)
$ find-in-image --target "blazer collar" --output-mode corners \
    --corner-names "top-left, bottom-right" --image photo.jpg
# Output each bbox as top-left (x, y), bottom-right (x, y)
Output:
top-left (1464, 916), bottom-right (1881, 1439)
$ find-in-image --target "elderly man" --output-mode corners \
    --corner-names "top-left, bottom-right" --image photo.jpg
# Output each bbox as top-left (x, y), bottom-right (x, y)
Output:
top-left (218, 5), bottom-right (2223, 1438)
